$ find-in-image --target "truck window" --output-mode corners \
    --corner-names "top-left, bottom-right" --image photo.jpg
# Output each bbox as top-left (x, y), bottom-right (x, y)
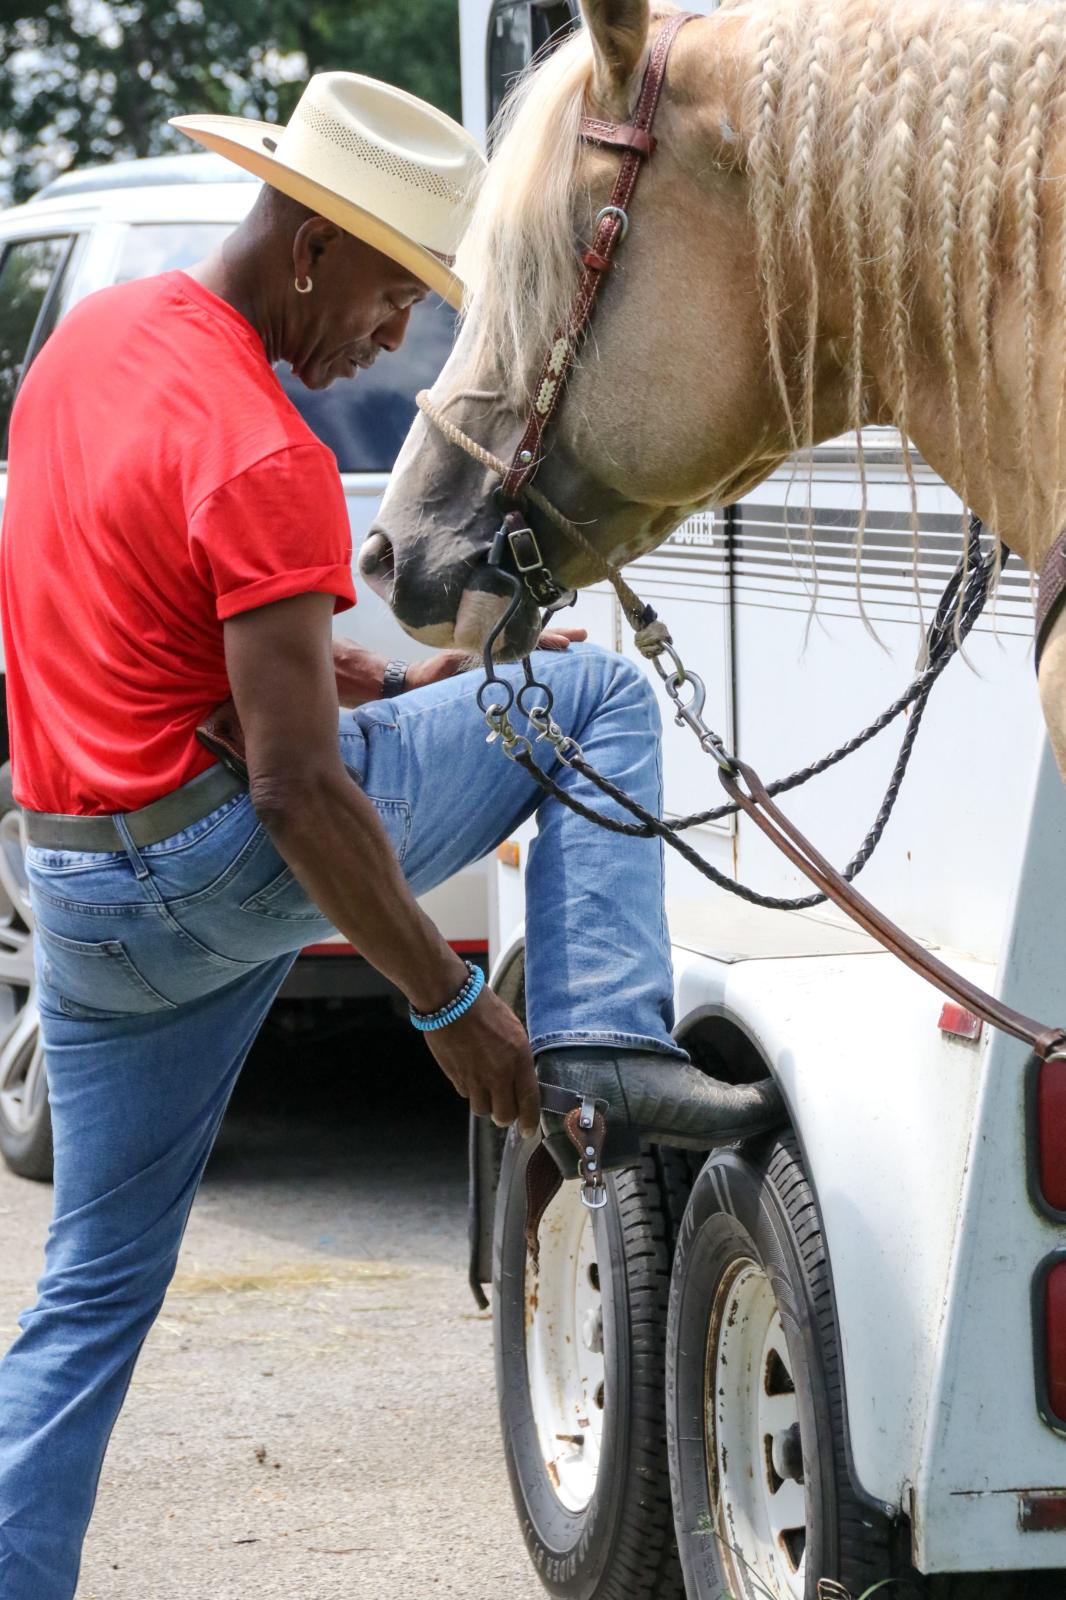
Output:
top-left (114, 223), bottom-right (236, 284)
top-left (113, 221), bottom-right (456, 474)
top-left (487, 0), bottom-right (578, 128)
top-left (0, 236), bottom-right (75, 459)
top-left (274, 300), bottom-right (457, 474)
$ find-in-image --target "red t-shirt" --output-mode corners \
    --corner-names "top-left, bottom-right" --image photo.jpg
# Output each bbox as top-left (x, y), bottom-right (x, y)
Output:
top-left (1, 270), bottom-right (356, 815)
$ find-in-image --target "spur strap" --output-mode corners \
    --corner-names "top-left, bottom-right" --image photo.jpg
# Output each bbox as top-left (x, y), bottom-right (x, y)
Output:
top-left (720, 759), bottom-right (1066, 1060)
top-left (500, 10), bottom-right (698, 506)
top-left (1036, 527), bottom-right (1066, 672)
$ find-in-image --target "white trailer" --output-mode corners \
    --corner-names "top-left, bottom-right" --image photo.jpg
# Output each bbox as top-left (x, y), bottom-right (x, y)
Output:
top-left (463, 5), bottom-right (1066, 1596)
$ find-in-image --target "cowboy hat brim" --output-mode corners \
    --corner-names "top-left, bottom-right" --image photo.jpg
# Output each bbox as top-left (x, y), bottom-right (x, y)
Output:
top-left (169, 114), bottom-right (465, 309)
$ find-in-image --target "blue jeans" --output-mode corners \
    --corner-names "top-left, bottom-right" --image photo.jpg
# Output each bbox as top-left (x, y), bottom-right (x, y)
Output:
top-left (0, 644), bottom-right (682, 1596)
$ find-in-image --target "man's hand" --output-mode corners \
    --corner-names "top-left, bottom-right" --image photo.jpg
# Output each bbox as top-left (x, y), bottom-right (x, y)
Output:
top-left (334, 627), bottom-right (587, 703)
top-left (405, 626), bottom-right (588, 691)
top-left (424, 988), bottom-right (540, 1136)
top-left (535, 625), bottom-right (588, 652)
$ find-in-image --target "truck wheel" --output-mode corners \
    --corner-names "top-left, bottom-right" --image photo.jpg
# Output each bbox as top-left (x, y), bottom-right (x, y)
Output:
top-left (0, 763), bottom-right (51, 1182)
top-left (667, 1133), bottom-right (894, 1600)
top-left (494, 1126), bottom-right (692, 1599)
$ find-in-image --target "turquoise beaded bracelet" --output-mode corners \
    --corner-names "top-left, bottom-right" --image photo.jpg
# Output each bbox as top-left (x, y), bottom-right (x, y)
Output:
top-left (409, 961), bottom-right (485, 1033)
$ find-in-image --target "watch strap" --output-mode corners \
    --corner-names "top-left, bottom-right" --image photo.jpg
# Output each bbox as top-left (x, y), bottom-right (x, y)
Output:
top-left (382, 659), bottom-right (409, 697)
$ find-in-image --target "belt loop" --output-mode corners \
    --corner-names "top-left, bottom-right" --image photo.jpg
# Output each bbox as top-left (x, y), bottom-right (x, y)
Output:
top-left (114, 815), bottom-right (150, 881)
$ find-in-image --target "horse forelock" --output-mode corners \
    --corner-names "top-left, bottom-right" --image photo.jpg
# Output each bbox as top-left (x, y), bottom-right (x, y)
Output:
top-left (455, 24), bottom-right (597, 402)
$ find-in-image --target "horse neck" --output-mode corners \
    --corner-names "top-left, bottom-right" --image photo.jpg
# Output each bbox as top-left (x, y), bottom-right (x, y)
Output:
top-left (857, 239), bottom-right (1066, 571)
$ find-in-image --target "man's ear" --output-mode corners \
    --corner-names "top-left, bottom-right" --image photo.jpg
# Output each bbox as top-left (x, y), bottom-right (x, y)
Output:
top-left (582, 0), bottom-right (650, 117)
top-left (293, 215), bottom-right (341, 278)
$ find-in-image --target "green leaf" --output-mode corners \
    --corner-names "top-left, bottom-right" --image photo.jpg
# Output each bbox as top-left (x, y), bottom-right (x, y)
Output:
top-left (0, 0), bottom-right (461, 203)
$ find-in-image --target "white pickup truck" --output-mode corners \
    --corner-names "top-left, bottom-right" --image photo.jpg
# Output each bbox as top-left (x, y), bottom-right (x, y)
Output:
top-left (0, 151), bottom-right (488, 1179)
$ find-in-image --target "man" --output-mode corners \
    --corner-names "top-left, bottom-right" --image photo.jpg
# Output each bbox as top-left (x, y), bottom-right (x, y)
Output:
top-left (0, 72), bottom-right (778, 1596)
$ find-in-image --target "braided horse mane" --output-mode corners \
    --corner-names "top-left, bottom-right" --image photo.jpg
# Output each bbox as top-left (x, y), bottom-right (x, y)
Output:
top-left (740, 0), bottom-right (1066, 572)
top-left (458, 1), bottom-right (1066, 568)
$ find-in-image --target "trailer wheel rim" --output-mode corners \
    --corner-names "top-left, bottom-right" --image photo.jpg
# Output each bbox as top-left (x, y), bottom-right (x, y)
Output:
top-left (0, 806), bottom-right (41, 1139)
top-left (525, 1177), bottom-right (605, 1513)
top-left (705, 1257), bottom-right (807, 1600)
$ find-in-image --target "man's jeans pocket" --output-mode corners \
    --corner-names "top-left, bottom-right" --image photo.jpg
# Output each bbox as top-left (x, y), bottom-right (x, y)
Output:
top-left (36, 926), bottom-right (177, 1021)
top-left (238, 798), bottom-right (412, 921)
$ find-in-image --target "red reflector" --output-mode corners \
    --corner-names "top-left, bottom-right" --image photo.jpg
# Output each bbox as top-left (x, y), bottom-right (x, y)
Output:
top-left (1038, 1057), bottom-right (1066, 1213)
top-left (1020, 1490), bottom-right (1066, 1532)
top-left (938, 1002), bottom-right (983, 1042)
top-left (1045, 1264), bottom-right (1066, 1423)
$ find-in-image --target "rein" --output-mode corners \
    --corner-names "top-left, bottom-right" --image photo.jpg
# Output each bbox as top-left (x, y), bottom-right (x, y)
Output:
top-left (419, 14), bottom-right (1066, 1062)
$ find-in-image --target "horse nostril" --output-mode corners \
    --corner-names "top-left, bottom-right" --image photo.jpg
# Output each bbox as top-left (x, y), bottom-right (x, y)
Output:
top-left (359, 531), bottom-right (396, 585)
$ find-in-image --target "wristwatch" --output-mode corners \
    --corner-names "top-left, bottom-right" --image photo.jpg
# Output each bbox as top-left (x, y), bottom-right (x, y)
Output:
top-left (382, 659), bottom-right (409, 698)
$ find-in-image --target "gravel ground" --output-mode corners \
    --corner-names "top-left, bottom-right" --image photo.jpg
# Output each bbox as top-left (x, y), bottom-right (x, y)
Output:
top-left (0, 1004), bottom-right (544, 1600)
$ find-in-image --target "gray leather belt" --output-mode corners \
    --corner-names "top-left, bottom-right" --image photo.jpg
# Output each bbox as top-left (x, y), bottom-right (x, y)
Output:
top-left (23, 762), bottom-right (247, 852)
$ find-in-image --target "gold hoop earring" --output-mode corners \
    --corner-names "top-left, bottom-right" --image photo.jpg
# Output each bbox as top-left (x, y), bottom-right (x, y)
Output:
top-left (294, 275), bottom-right (313, 295)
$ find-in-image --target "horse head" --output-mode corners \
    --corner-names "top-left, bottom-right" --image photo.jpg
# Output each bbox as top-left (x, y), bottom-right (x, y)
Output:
top-left (362, 0), bottom-right (1066, 661)
top-left (359, 1), bottom-right (827, 655)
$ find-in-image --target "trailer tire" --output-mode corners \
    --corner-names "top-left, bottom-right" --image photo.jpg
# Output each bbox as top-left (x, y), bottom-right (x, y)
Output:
top-left (667, 1132), bottom-right (897, 1600)
top-left (494, 1127), bottom-right (691, 1600)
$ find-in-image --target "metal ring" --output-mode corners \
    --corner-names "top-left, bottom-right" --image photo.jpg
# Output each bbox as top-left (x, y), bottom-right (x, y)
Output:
top-left (502, 735), bottom-right (534, 762)
top-left (594, 204), bottom-right (630, 242)
top-left (477, 680), bottom-right (515, 715)
top-left (518, 681), bottom-right (555, 720)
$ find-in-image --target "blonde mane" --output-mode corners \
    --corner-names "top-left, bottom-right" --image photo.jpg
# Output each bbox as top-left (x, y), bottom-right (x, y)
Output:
top-left (738, 0), bottom-right (1066, 565)
top-left (455, 23), bottom-right (598, 390)
top-left (459, 0), bottom-right (1066, 561)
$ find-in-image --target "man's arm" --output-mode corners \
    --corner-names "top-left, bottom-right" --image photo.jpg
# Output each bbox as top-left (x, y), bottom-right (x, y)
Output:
top-left (224, 592), bottom-right (539, 1134)
top-left (331, 627), bottom-right (587, 707)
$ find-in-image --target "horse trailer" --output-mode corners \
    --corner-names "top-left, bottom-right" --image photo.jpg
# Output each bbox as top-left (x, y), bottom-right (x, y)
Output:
top-left (461, 3), bottom-right (1066, 1595)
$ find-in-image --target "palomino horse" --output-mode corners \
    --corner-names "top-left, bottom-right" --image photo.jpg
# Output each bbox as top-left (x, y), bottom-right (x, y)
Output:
top-left (360, 0), bottom-right (1066, 774)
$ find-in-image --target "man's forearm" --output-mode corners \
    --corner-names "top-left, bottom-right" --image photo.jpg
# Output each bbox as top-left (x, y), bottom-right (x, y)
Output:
top-left (253, 766), bottom-right (468, 1014)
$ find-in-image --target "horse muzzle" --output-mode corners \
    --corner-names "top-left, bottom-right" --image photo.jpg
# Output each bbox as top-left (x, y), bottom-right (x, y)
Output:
top-left (358, 526), bottom-right (543, 657)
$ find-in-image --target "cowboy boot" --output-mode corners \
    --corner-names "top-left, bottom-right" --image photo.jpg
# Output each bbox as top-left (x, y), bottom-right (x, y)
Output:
top-left (536, 1046), bottom-right (785, 1193)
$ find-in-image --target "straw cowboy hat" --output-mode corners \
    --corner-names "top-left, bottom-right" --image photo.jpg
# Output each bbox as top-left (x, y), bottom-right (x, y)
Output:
top-left (171, 73), bottom-right (486, 308)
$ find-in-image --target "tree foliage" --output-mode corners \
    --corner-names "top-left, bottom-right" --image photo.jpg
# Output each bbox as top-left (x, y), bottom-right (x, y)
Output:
top-left (0, 0), bottom-right (461, 204)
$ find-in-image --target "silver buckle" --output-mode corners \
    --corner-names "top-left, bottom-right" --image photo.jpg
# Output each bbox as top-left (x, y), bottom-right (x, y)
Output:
top-left (508, 525), bottom-right (546, 575)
